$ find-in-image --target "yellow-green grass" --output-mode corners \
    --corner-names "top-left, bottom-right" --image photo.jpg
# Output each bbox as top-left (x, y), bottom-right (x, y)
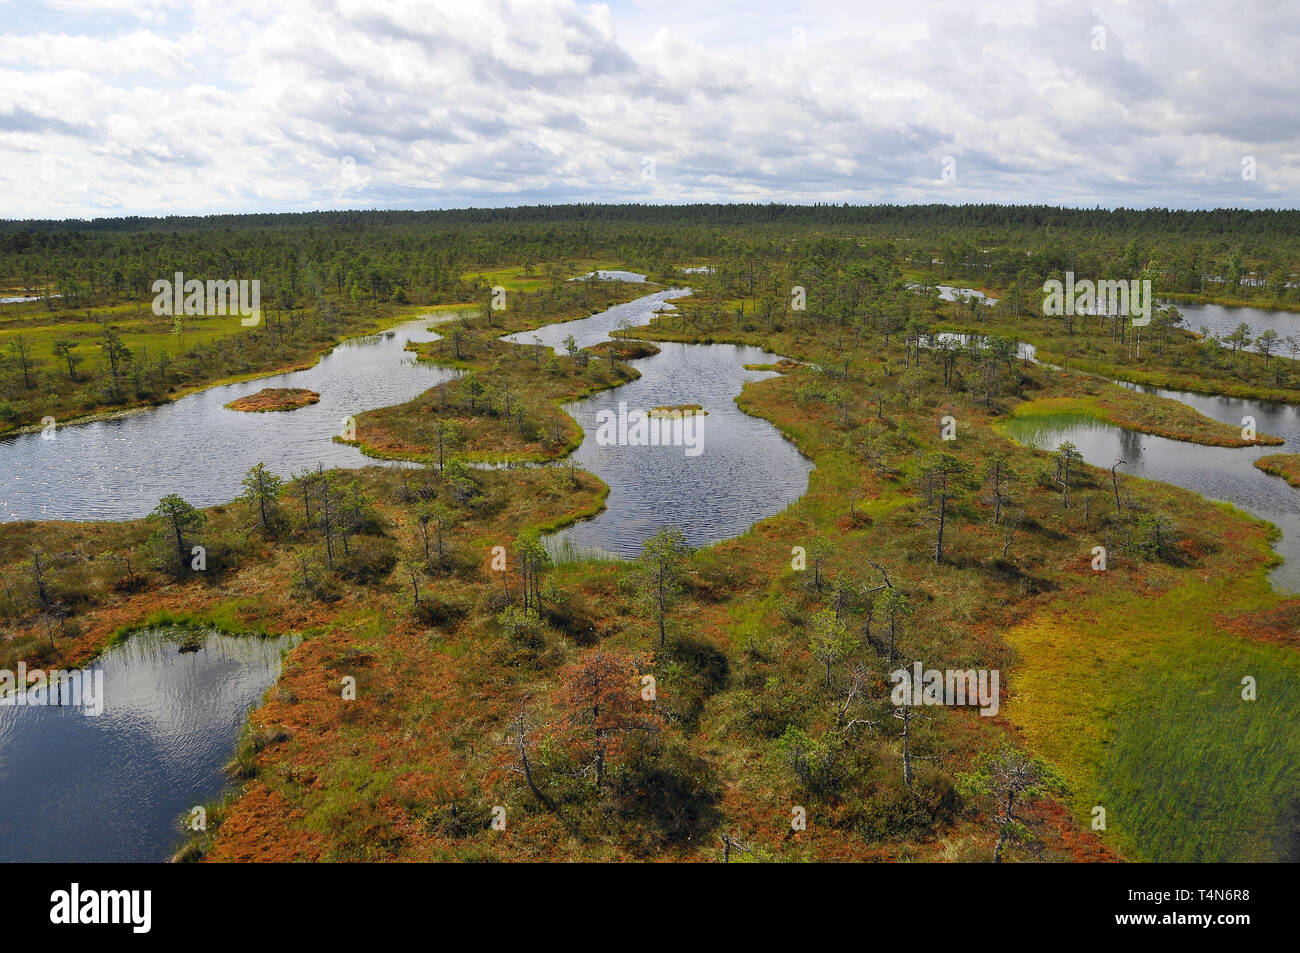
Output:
top-left (11, 271), bottom-right (1294, 863)
top-left (1003, 516), bottom-right (1299, 861)
top-left (345, 281), bottom-right (656, 465)
top-left (0, 301), bottom-right (474, 436)
top-left (105, 607), bottom-right (279, 647)
top-left (1254, 453), bottom-right (1300, 488)
top-left (413, 303), bottom-right (479, 317)
top-left (230, 329), bottom-right (1284, 859)
top-left (1041, 353), bottom-right (1300, 406)
top-left (1004, 393), bottom-right (1282, 447)
top-left (619, 299), bottom-right (1300, 860)
top-left (0, 298), bottom-right (143, 325)
top-left (345, 345), bottom-right (635, 465)
top-left (460, 266), bottom-right (550, 294)
top-left (0, 305), bottom-right (257, 354)
top-left (459, 262), bottom-right (640, 294)
top-left (992, 366), bottom-right (1298, 859)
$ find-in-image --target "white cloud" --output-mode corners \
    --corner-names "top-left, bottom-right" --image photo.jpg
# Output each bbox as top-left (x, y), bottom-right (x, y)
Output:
top-left (1, 0), bottom-right (1297, 216)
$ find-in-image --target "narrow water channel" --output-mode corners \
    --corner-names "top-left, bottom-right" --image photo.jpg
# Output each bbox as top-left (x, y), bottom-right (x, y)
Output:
top-left (0, 284), bottom-right (817, 862)
top-left (9, 281), bottom-right (1289, 865)
top-left (1001, 384), bottom-right (1300, 592)
top-left (927, 309), bottom-right (1300, 591)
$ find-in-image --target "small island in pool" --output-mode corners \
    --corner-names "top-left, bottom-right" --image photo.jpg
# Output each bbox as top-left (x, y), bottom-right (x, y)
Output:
top-left (225, 388), bottom-right (321, 413)
top-left (587, 340), bottom-right (660, 361)
top-left (649, 403), bottom-right (707, 418)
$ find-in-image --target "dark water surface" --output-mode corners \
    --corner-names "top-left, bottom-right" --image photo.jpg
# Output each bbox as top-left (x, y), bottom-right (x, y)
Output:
top-left (0, 314), bottom-right (461, 522)
top-left (0, 628), bottom-right (295, 862)
top-left (6, 285), bottom-right (1294, 865)
top-left (0, 287), bottom-right (815, 863)
top-left (1165, 299), bottom-right (1300, 353)
top-left (1001, 382), bottom-right (1300, 592)
top-left (504, 288), bottom-right (814, 558)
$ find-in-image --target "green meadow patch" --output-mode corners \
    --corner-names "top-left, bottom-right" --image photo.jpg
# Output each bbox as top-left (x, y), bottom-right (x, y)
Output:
top-left (1004, 562), bottom-right (1298, 862)
top-left (1099, 630), bottom-right (1300, 861)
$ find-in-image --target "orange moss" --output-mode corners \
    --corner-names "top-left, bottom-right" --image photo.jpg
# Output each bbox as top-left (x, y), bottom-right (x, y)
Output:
top-left (587, 340), bottom-right (660, 361)
top-left (225, 388), bottom-right (320, 413)
top-left (1254, 453), bottom-right (1300, 488)
top-left (1216, 598), bottom-right (1300, 649)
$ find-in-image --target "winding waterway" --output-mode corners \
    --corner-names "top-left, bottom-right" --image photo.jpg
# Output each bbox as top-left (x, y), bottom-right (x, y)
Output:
top-left (1001, 381), bottom-right (1300, 592)
top-left (503, 288), bottom-right (815, 558)
top-left (0, 284), bottom-right (816, 861)
top-left (927, 311), bottom-right (1300, 591)
top-left (0, 314), bottom-right (461, 522)
top-left (4, 280), bottom-right (1294, 862)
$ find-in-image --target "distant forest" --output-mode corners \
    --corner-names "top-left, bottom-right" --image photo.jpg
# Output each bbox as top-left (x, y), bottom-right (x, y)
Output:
top-left (4, 202), bottom-right (1300, 235)
top-left (2, 203), bottom-right (1298, 311)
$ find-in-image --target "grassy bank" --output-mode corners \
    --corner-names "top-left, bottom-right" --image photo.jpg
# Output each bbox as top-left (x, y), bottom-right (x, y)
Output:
top-left (1254, 453), bottom-right (1300, 488)
top-left (1003, 390), bottom-right (1282, 447)
top-left (7, 270), bottom-right (1296, 865)
top-left (0, 298), bottom-right (469, 437)
top-left (1003, 554), bottom-right (1300, 861)
top-left (347, 281), bottom-right (655, 464)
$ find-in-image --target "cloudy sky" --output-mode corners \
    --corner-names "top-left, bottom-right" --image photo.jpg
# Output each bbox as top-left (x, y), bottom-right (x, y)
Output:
top-left (2, 0), bottom-right (1297, 218)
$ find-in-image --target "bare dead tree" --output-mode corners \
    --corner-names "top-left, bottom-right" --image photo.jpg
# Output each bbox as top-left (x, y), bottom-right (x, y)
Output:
top-left (1001, 509), bottom-right (1024, 559)
top-left (835, 663), bottom-right (878, 733)
top-left (102, 551), bottom-right (141, 590)
top-left (503, 699), bottom-right (554, 810)
top-left (1111, 458), bottom-right (1127, 515)
top-left (28, 545), bottom-right (51, 607)
top-left (721, 832), bottom-right (755, 863)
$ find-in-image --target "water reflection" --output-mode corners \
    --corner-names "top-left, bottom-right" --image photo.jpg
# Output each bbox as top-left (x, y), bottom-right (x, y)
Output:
top-left (0, 627), bottom-right (296, 862)
top-left (1164, 300), bottom-right (1300, 354)
top-left (1001, 407), bottom-right (1300, 593)
top-left (505, 287), bottom-right (815, 560)
top-left (0, 314), bottom-right (461, 522)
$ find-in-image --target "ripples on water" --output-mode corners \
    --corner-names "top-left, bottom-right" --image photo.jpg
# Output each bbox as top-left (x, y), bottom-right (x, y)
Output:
top-left (0, 628), bottom-right (295, 861)
top-left (505, 289), bottom-right (815, 559)
top-left (0, 285), bottom-right (816, 862)
top-left (0, 315), bottom-right (460, 522)
top-left (4, 286), bottom-right (815, 563)
top-left (550, 340), bottom-right (815, 559)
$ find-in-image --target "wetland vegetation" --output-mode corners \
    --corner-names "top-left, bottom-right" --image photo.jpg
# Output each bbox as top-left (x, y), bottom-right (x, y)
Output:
top-left (2, 204), bottom-right (1297, 863)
